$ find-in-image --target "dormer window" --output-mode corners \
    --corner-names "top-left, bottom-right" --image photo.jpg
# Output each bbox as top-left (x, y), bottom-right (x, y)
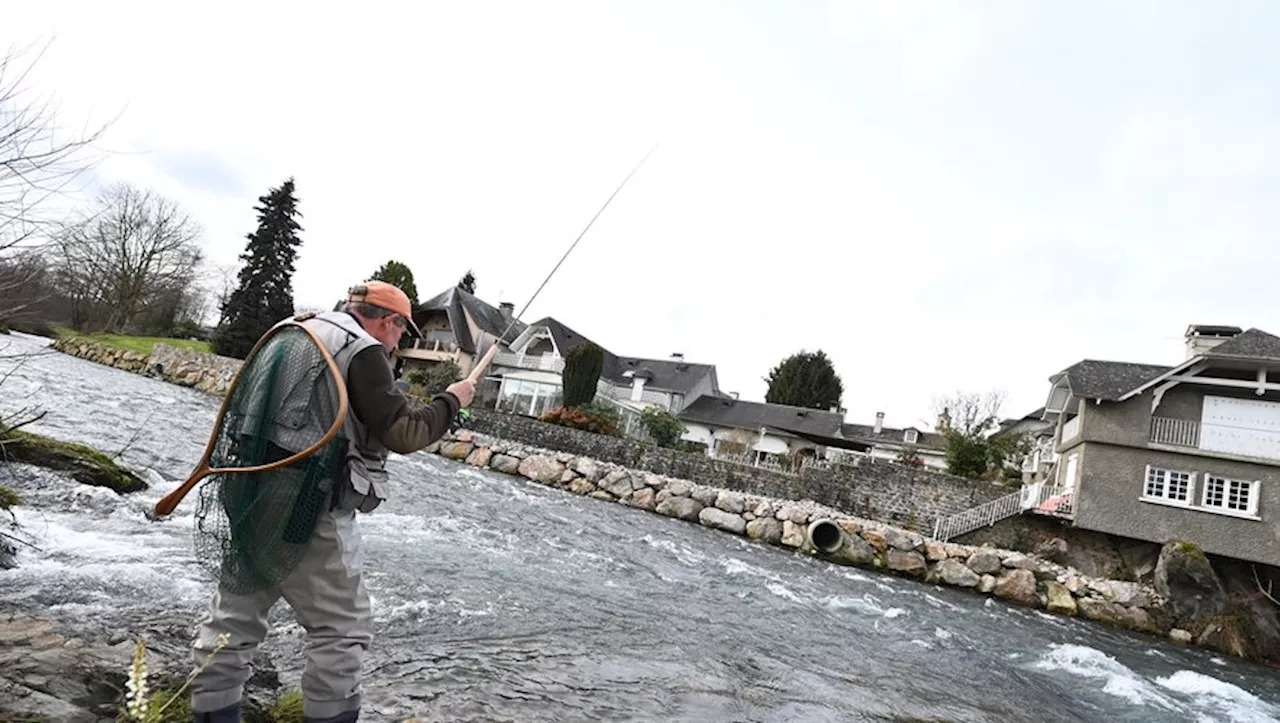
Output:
top-left (904, 429), bottom-right (919, 444)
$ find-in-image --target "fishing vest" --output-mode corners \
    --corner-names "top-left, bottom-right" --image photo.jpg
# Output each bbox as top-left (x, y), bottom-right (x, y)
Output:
top-left (293, 310), bottom-right (392, 513)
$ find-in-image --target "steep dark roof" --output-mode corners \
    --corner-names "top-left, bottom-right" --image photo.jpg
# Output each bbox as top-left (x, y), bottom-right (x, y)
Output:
top-left (604, 356), bottom-right (718, 396)
top-left (416, 287), bottom-right (526, 353)
top-left (680, 396), bottom-right (844, 439)
top-left (1058, 360), bottom-right (1173, 401)
top-left (524, 316), bottom-right (719, 397)
top-left (840, 423), bottom-right (946, 451)
top-left (1203, 328), bottom-right (1280, 362)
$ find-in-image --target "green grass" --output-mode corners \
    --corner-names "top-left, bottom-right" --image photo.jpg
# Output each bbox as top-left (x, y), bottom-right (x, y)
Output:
top-left (55, 327), bottom-right (210, 355)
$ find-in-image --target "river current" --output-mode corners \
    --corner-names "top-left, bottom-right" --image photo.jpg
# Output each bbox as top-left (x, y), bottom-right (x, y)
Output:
top-left (1, 332), bottom-right (1279, 722)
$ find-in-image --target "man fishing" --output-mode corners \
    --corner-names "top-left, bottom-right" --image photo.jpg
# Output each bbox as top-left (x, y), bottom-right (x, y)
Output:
top-left (189, 280), bottom-right (476, 723)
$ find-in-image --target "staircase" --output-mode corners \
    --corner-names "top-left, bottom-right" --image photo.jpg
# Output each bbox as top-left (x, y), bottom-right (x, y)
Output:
top-left (930, 481), bottom-right (1074, 542)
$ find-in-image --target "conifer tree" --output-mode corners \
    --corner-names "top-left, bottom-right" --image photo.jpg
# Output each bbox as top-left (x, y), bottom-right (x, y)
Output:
top-left (370, 260), bottom-right (419, 306)
top-left (212, 178), bottom-right (303, 359)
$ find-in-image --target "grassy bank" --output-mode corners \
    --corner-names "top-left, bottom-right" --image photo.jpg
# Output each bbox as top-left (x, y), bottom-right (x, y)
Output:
top-left (53, 327), bottom-right (210, 355)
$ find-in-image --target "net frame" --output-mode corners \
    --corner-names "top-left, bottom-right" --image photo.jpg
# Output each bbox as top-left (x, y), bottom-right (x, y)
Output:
top-left (150, 318), bottom-right (348, 519)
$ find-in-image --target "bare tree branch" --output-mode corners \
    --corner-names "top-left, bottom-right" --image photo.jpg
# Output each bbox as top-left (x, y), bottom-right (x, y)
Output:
top-left (0, 38), bottom-right (116, 257)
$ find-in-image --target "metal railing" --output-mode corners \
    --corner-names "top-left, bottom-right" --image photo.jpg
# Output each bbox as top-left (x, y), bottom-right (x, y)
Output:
top-left (931, 482), bottom-right (1074, 541)
top-left (1150, 416), bottom-right (1199, 448)
top-left (493, 351), bottom-right (564, 372)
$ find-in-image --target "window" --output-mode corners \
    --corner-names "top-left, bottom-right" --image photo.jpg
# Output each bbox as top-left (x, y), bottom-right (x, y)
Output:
top-left (1143, 466), bottom-right (1193, 505)
top-left (904, 429), bottom-right (919, 444)
top-left (1201, 474), bottom-right (1259, 516)
top-left (497, 378), bottom-right (563, 417)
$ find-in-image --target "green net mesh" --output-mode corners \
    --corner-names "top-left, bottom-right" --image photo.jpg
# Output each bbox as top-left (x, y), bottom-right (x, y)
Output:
top-left (192, 323), bottom-right (346, 595)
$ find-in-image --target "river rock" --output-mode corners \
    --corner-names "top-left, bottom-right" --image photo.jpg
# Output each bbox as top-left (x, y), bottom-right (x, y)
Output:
top-left (667, 478), bottom-right (692, 497)
top-left (836, 518), bottom-right (861, 536)
top-left (978, 574), bottom-right (997, 593)
top-left (884, 527), bottom-right (922, 552)
top-left (887, 550), bottom-right (927, 577)
top-left (828, 531), bottom-right (877, 566)
top-left (746, 518), bottom-right (783, 545)
top-left (655, 488), bottom-right (672, 505)
top-left (924, 541), bottom-right (949, 562)
top-left (588, 490), bottom-right (615, 502)
top-left (1045, 582), bottom-right (1077, 615)
top-left (715, 491), bottom-right (746, 514)
top-left (1094, 580), bottom-right (1151, 608)
top-left (559, 469), bottom-right (578, 485)
top-left (1154, 540), bottom-right (1227, 624)
top-left (439, 441), bottom-right (474, 460)
top-left (966, 550), bottom-right (1002, 575)
top-left (1034, 537), bottom-right (1070, 565)
top-left (601, 471), bottom-right (634, 498)
top-left (935, 559), bottom-right (981, 587)
top-left (690, 485), bottom-right (719, 506)
top-left (1077, 599), bottom-right (1134, 628)
top-left (994, 569), bottom-right (1038, 606)
top-left (861, 530), bottom-right (888, 553)
top-left (569, 479), bottom-right (596, 496)
top-left (570, 457), bottom-right (601, 481)
top-left (656, 496), bottom-right (703, 522)
top-left (753, 502), bottom-right (774, 518)
top-left (1170, 628), bottom-right (1194, 644)
top-left (700, 507), bottom-right (747, 535)
top-left (518, 455), bottom-right (565, 483)
top-left (465, 446), bottom-right (492, 468)
top-left (629, 487), bottom-right (657, 511)
top-left (781, 520), bottom-right (805, 548)
top-left (490, 454), bottom-right (520, 475)
top-left (1002, 553), bottom-right (1038, 570)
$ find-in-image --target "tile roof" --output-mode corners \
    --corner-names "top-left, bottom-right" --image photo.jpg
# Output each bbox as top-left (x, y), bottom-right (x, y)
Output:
top-left (416, 287), bottom-right (526, 353)
top-left (840, 423), bottom-right (947, 451)
top-left (1058, 360), bottom-right (1173, 401)
top-left (680, 396), bottom-right (845, 439)
top-left (1203, 328), bottom-right (1280, 362)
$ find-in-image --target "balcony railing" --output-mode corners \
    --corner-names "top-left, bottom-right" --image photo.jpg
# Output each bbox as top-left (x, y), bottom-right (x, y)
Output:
top-left (1150, 416), bottom-right (1199, 448)
top-left (493, 351), bottom-right (564, 372)
top-left (1060, 415), bottom-right (1081, 443)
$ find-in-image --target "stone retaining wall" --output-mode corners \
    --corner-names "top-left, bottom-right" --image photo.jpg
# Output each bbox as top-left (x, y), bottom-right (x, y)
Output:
top-left (468, 408), bottom-right (1009, 531)
top-left (427, 428), bottom-right (1207, 650)
top-left (51, 337), bottom-right (239, 396)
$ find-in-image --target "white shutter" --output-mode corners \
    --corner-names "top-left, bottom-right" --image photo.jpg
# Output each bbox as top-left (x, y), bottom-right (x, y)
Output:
top-left (1200, 396), bottom-right (1280, 459)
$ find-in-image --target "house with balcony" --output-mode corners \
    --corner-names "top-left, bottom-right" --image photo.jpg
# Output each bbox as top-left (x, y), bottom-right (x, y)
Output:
top-left (1032, 323), bottom-right (1280, 567)
top-left (401, 286), bottom-right (527, 381)
top-left (491, 316), bottom-right (724, 423)
top-left (834, 413), bottom-right (949, 471)
top-left (993, 407), bottom-right (1057, 483)
top-left (678, 395), bottom-right (860, 466)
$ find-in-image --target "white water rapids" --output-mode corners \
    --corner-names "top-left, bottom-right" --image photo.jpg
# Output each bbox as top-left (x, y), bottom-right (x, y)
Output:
top-left (2, 331), bottom-right (1279, 722)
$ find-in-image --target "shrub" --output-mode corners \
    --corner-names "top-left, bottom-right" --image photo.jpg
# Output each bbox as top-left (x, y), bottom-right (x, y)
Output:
top-left (562, 342), bottom-right (604, 407)
top-left (406, 360), bottom-right (461, 396)
top-left (640, 407), bottom-right (686, 448)
top-left (539, 403), bottom-right (620, 436)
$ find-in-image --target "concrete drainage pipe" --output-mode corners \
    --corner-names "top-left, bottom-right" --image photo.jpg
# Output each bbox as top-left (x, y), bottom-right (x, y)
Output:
top-left (807, 519), bottom-right (844, 553)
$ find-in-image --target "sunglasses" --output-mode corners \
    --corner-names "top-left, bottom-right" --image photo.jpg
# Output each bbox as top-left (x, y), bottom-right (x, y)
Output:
top-left (392, 315), bottom-right (408, 329)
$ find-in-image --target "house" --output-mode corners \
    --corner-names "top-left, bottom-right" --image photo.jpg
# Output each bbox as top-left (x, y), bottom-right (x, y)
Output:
top-left (1035, 323), bottom-right (1280, 567)
top-left (838, 412), bottom-right (949, 471)
top-left (490, 316), bottom-right (724, 422)
top-left (994, 407), bottom-right (1057, 482)
top-left (401, 286), bottom-right (526, 381)
top-left (678, 395), bottom-right (858, 464)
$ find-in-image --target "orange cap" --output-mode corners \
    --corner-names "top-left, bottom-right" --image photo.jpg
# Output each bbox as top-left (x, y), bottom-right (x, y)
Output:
top-left (348, 280), bottom-right (422, 337)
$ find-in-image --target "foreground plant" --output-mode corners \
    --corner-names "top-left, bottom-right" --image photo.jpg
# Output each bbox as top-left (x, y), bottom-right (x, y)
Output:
top-left (121, 632), bottom-right (228, 722)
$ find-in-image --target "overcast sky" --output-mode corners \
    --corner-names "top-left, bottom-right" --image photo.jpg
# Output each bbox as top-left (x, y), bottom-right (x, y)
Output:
top-left (6, 1), bottom-right (1280, 431)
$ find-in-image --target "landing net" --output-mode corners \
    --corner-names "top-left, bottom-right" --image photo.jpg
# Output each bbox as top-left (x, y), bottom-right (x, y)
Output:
top-left (192, 323), bottom-right (345, 595)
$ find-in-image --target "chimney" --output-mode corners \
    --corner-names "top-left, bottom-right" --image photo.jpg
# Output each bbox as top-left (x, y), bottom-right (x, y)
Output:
top-left (874, 412), bottom-right (884, 434)
top-left (729, 391), bottom-right (739, 400)
top-left (1185, 324), bottom-right (1241, 360)
top-left (670, 352), bottom-right (684, 360)
top-left (499, 302), bottom-right (514, 322)
top-left (630, 376), bottom-right (646, 402)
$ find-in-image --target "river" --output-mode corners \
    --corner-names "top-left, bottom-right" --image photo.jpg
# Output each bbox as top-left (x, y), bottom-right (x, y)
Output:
top-left (2, 331), bottom-right (1279, 722)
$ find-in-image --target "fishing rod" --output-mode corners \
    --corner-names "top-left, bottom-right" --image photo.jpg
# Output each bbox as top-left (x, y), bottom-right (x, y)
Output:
top-left (451, 139), bottom-right (663, 425)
